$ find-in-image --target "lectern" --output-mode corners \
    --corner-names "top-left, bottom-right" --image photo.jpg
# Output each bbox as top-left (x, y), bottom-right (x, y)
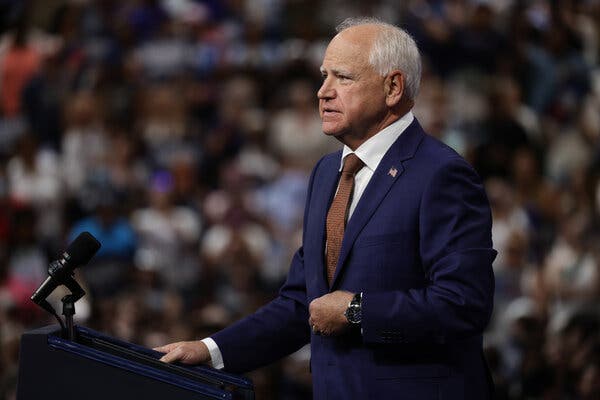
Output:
top-left (17, 325), bottom-right (254, 400)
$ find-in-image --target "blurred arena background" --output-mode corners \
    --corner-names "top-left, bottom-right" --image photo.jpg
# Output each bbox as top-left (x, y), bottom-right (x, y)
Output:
top-left (1, 1), bottom-right (599, 398)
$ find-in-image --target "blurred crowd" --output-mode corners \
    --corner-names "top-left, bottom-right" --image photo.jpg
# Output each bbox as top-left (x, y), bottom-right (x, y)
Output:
top-left (0, 0), bottom-right (599, 399)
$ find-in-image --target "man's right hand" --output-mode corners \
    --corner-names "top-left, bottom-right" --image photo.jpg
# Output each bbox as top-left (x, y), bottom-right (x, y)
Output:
top-left (154, 340), bottom-right (211, 365)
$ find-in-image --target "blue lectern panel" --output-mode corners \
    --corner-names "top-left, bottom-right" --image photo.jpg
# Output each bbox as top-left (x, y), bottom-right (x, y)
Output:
top-left (75, 325), bottom-right (254, 393)
top-left (16, 325), bottom-right (254, 400)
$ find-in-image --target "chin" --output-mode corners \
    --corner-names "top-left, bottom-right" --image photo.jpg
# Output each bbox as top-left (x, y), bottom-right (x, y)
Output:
top-left (321, 124), bottom-right (344, 137)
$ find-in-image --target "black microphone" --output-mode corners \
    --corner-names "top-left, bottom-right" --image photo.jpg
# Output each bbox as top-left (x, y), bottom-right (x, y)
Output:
top-left (31, 232), bottom-right (101, 305)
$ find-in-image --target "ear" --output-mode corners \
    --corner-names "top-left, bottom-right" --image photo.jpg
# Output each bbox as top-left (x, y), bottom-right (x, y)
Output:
top-left (384, 70), bottom-right (404, 107)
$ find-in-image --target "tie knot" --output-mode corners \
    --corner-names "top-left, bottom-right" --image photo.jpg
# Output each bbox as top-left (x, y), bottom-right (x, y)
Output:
top-left (342, 153), bottom-right (364, 175)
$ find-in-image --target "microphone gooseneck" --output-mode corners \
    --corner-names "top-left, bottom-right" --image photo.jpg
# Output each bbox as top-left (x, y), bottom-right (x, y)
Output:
top-left (31, 232), bottom-right (100, 306)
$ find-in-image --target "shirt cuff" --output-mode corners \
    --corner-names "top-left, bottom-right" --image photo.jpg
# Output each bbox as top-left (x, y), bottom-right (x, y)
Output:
top-left (201, 337), bottom-right (224, 370)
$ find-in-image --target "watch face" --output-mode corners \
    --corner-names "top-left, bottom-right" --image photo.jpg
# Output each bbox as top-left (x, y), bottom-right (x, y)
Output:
top-left (345, 305), bottom-right (361, 324)
top-left (345, 293), bottom-right (362, 324)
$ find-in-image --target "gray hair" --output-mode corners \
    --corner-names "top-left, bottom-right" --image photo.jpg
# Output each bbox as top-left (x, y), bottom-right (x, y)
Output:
top-left (336, 17), bottom-right (422, 101)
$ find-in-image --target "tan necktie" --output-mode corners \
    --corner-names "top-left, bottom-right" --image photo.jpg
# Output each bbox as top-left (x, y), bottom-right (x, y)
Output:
top-left (326, 153), bottom-right (364, 285)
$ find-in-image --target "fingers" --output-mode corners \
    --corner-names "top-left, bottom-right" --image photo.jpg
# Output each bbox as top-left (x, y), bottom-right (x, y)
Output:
top-left (159, 345), bottom-right (186, 363)
top-left (309, 316), bottom-right (326, 336)
top-left (308, 316), bottom-right (320, 334)
top-left (154, 342), bottom-right (190, 364)
top-left (153, 342), bottom-right (181, 354)
top-left (309, 298), bottom-right (317, 314)
top-left (311, 324), bottom-right (331, 336)
top-left (311, 324), bottom-right (320, 335)
top-left (309, 300), bottom-right (325, 335)
top-left (155, 340), bottom-right (210, 365)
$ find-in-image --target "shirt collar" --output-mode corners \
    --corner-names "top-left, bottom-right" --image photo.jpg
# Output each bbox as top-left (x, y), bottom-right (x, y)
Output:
top-left (339, 111), bottom-right (414, 172)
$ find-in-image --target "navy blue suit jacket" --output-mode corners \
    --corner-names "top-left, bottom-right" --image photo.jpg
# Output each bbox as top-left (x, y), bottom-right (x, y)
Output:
top-left (212, 119), bottom-right (496, 399)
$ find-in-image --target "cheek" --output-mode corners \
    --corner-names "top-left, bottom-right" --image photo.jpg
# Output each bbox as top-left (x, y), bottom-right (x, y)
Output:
top-left (341, 93), bottom-right (368, 121)
top-left (337, 92), bottom-right (356, 118)
top-left (354, 89), bottom-right (384, 115)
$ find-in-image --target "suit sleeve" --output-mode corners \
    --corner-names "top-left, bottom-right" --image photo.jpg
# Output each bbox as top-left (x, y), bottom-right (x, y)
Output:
top-left (209, 158), bottom-right (326, 373)
top-left (361, 157), bottom-right (496, 345)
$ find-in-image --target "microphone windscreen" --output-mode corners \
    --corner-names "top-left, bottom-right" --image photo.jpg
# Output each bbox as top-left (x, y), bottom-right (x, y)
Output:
top-left (65, 232), bottom-right (101, 267)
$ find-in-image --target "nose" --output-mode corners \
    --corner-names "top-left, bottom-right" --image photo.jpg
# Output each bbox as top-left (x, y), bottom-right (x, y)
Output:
top-left (317, 78), bottom-right (335, 100)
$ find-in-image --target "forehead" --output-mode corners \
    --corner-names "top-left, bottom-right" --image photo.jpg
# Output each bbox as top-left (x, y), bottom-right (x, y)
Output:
top-left (321, 26), bottom-right (377, 72)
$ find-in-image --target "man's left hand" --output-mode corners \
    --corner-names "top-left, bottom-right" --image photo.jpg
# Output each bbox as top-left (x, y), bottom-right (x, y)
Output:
top-left (308, 290), bottom-right (354, 336)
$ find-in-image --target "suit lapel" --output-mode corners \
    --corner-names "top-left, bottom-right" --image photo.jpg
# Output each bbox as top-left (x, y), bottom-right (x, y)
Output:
top-left (313, 152), bottom-right (343, 289)
top-left (330, 119), bottom-right (426, 288)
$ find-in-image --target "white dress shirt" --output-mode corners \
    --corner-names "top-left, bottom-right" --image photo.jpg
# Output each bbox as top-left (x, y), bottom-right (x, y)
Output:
top-left (202, 111), bottom-right (415, 369)
top-left (340, 112), bottom-right (414, 220)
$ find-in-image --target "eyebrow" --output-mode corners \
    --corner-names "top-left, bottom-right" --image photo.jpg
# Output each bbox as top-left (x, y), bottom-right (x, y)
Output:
top-left (320, 66), bottom-right (353, 77)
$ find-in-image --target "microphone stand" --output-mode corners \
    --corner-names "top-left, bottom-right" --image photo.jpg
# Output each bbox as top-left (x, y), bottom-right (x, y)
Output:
top-left (60, 276), bottom-right (86, 341)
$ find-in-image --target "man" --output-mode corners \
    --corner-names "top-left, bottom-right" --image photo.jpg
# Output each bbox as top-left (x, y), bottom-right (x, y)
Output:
top-left (156, 17), bottom-right (496, 399)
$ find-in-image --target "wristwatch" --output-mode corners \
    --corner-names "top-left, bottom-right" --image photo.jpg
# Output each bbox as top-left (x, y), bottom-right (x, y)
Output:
top-left (344, 292), bottom-right (362, 325)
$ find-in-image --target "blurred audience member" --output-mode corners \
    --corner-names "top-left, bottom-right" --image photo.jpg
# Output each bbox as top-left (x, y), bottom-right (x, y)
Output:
top-left (61, 91), bottom-right (108, 193)
top-left (68, 181), bottom-right (136, 299)
top-left (131, 170), bottom-right (202, 303)
top-left (6, 134), bottom-right (62, 241)
top-left (268, 79), bottom-right (337, 168)
top-left (0, 18), bottom-right (40, 118)
top-left (543, 212), bottom-right (599, 330)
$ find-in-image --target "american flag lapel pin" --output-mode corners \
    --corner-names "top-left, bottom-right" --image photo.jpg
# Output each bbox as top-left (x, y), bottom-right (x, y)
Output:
top-left (388, 166), bottom-right (398, 178)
